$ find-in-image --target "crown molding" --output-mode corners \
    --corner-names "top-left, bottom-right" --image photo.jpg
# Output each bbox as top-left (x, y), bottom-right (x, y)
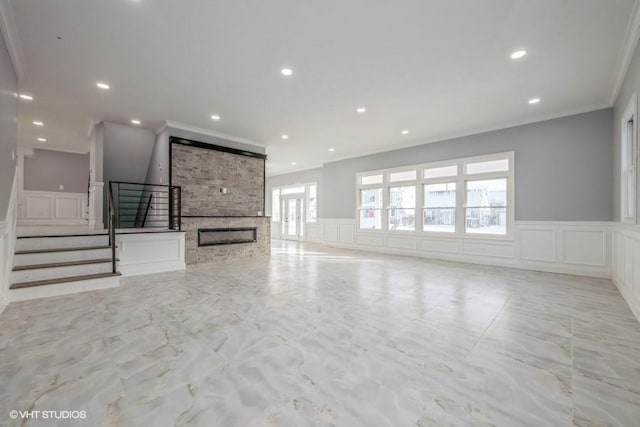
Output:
top-left (0, 0), bottom-right (25, 80)
top-left (610, 0), bottom-right (640, 105)
top-left (163, 120), bottom-right (265, 148)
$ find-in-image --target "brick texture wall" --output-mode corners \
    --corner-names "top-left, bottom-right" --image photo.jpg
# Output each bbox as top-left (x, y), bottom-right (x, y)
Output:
top-left (171, 143), bottom-right (265, 216)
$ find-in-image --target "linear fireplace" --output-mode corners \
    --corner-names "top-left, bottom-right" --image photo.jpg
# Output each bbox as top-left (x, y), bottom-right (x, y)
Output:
top-left (198, 227), bottom-right (257, 246)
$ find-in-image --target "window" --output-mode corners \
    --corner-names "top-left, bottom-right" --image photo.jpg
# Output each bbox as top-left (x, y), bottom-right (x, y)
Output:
top-left (356, 151), bottom-right (513, 236)
top-left (388, 186), bottom-right (416, 230)
top-left (272, 189), bottom-right (280, 221)
top-left (307, 184), bottom-right (317, 222)
top-left (389, 170), bottom-right (417, 182)
top-left (424, 165), bottom-right (457, 179)
top-left (621, 94), bottom-right (637, 223)
top-left (424, 183), bottom-right (456, 232)
top-left (361, 174), bottom-right (383, 185)
top-left (465, 179), bottom-right (507, 235)
top-left (359, 188), bottom-right (383, 229)
top-left (281, 186), bottom-right (305, 195)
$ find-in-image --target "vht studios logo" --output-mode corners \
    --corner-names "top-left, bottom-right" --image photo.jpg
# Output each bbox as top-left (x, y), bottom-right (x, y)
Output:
top-left (9, 410), bottom-right (87, 420)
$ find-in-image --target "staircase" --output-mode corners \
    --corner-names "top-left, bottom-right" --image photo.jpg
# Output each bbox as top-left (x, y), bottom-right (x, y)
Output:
top-left (9, 233), bottom-right (121, 302)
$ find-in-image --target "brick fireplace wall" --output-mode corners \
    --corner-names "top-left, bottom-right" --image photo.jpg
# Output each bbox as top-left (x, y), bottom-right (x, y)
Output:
top-left (171, 140), bottom-right (270, 264)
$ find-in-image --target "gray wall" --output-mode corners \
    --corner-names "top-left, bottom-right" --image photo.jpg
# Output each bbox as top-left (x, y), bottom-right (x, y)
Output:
top-left (320, 109), bottom-right (613, 221)
top-left (103, 122), bottom-right (156, 187)
top-left (0, 33), bottom-right (17, 220)
top-left (144, 129), bottom-right (169, 185)
top-left (613, 41), bottom-right (640, 222)
top-left (265, 167), bottom-right (323, 216)
top-left (24, 149), bottom-right (89, 193)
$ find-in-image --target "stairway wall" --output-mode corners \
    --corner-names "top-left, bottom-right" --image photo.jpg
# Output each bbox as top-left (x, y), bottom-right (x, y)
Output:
top-left (0, 171), bottom-right (18, 315)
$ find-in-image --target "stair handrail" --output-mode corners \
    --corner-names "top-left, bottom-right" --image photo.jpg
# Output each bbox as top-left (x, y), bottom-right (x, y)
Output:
top-left (108, 182), bottom-right (117, 274)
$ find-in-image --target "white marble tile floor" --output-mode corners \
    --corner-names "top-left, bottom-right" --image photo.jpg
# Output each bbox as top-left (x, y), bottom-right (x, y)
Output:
top-left (0, 240), bottom-right (639, 426)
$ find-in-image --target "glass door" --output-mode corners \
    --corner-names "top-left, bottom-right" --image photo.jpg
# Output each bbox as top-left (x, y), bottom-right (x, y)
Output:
top-left (282, 197), bottom-right (304, 240)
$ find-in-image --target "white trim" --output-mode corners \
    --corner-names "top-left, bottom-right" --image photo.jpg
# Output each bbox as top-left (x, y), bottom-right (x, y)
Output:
top-left (116, 232), bottom-right (186, 276)
top-left (611, 222), bottom-right (640, 322)
top-left (0, 0), bottom-right (25, 80)
top-left (620, 93), bottom-right (638, 223)
top-left (19, 191), bottom-right (88, 226)
top-left (313, 219), bottom-right (611, 279)
top-left (610, 0), bottom-right (640, 105)
top-left (164, 120), bottom-right (265, 148)
top-left (0, 168), bottom-right (19, 314)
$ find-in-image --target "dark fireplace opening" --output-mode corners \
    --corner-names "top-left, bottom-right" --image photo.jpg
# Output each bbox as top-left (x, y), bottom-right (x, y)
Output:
top-left (198, 227), bottom-right (257, 246)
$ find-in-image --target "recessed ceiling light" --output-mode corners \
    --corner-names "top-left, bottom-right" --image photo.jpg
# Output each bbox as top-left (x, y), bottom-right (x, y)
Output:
top-left (96, 82), bottom-right (110, 90)
top-left (291, 162), bottom-right (297, 166)
top-left (401, 130), bottom-right (410, 135)
top-left (210, 114), bottom-right (220, 121)
top-left (281, 134), bottom-right (289, 140)
top-left (528, 97), bottom-right (541, 104)
top-left (357, 107), bottom-right (367, 114)
top-left (510, 50), bottom-right (527, 59)
top-left (329, 148), bottom-right (335, 152)
top-left (32, 121), bottom-right (44, 126)
top-left (19, 94), bottom-right (33, 101)
top-left (37, 137), bottom-right (46, 142)
top-left (131, 119), bottom-right (141, 125)
top-left (281, 68), bottom-right (293, 76)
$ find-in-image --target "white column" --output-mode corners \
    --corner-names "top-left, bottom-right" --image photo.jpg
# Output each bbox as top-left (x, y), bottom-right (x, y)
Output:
top-left (89, 182), bottom-right (104, 230)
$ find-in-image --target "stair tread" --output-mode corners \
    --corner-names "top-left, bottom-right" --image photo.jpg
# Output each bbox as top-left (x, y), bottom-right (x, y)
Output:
top-left (18, 233), bottom-right (108, 239)
top-left (10, 272), bottom-right (122, 290)
top-left (13, 258), bottom-right (114, 271)
top-left (15, 245), bottom-right (114, 255)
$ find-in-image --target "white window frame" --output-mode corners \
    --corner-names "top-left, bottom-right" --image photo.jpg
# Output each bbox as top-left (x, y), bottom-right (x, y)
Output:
top-left (621, 93), bottom-right (637, 224)
top-left (355, 151), bottom-right (515, 239)
top-left (271, 182), bottom-right (318, 224)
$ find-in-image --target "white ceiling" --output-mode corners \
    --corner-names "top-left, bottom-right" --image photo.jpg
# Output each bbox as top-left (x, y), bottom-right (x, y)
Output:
top-left (9, 0), bottom-right (636, 175)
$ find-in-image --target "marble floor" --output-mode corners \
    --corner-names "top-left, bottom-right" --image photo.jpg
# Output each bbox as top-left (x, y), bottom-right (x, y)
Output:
top-left (1, 240), bottom-right (639, 426)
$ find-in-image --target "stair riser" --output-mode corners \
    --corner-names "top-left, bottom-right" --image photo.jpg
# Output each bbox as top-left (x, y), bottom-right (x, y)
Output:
top-left (16, 235), bottom-right (109, 251)
top-left (14, 249), bottom-right (113, 267)
top-left (12, 263), bottom-right (113, 283)
top-left (10, 276), bottom-right (120, 302)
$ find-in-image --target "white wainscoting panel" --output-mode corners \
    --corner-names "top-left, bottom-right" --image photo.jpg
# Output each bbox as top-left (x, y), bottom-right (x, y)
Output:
top-left (562, 229), bottom-right (608, 267)
top-left (317, 219), bottom-right (611, 279)
top-left (20, 191), bottom-right (88, 226)
top-left (612, 224), bottom-right (640, 322)
top-left (117, 232), bottom-right (186, 276)
top-left (519, 229), bottom-right (555, 262)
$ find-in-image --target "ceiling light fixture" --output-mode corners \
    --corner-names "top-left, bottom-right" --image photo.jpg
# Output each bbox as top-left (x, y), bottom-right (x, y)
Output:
top-left (291, 162), bottom-right (297, 166)
top-left (19, 94), bottom-right (33, 101)
top-left (33, 121), bottom-right (44, 126)
top-left (329, 148), bottom-right (335, 152)
top-left (281, 68), bottom-right (293, 76)
top-left (281, 134), bottom-right (289, 140)
top-left (211, 114), bottom-right (220, 121)
top-left (528, 97), bottom-right (541, 104)
top-left (131, 119), bottom-right (141, 125)
top-left (401, 130), bottom-right (410, 135)
top-left (357, 107), bottom-right (367, 114)
top-left (37, 137), bottom-right (47, 142)
top-left (510, 50), bottom-right (527, 59)
top-left (96, 82), bottom-right (110, 90)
